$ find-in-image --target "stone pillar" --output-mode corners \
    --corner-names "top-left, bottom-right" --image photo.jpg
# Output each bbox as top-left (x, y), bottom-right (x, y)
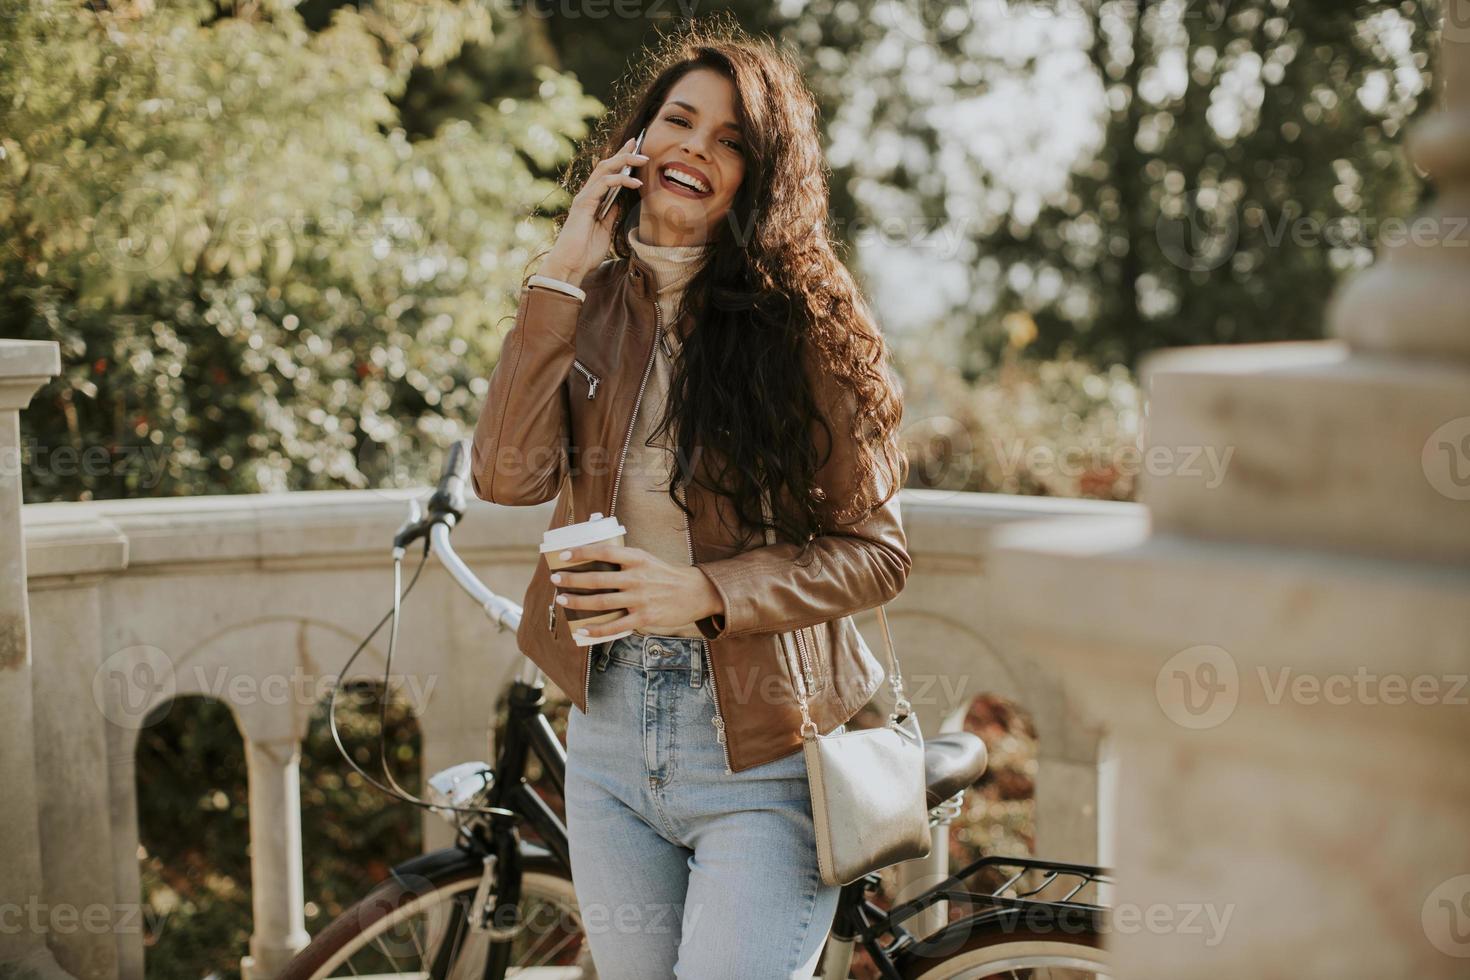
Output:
top-left (1332, 2), bottom-right (1470, 362)
top-left (240, 739), bottom-right (310, 980)
top-left (0, 340), bottom-right (77, 980)
top-left (989, 12), bottom-right (1470, 978)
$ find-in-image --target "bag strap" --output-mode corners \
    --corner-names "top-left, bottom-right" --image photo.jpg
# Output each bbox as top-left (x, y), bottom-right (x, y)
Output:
top-left (760, 484), bottom-right (911, 731)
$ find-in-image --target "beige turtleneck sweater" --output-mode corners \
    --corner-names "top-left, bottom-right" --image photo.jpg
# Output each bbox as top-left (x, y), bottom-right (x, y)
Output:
top-left (619, 226), bottom-right (711, 637)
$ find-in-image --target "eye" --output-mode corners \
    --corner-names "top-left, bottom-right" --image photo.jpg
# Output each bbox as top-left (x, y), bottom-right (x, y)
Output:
top-left (666, 114), bottom-right (744, 154)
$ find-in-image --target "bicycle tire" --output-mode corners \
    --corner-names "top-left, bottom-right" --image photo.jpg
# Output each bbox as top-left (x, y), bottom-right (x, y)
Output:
top-left (895, 910), bottom-right (1108, 979)
top-left (278, 844), bottom-right (591, 980)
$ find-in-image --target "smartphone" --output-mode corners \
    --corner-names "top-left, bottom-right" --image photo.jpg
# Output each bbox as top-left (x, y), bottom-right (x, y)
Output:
top-left (595, 128), bottom-right (646, 222)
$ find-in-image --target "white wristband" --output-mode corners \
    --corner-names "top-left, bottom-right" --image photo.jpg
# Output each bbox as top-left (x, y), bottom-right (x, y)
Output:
top-left (526, 275), bottom-right (586, 303)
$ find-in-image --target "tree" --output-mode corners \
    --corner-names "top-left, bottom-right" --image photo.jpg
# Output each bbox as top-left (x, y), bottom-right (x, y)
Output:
top-left (787, 0), bottom-right (1438, 371)
top-left (2, 0), bottom-right (600, 502)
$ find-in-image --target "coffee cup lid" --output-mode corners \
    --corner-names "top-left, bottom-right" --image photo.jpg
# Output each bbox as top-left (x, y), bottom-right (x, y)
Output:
top-left (541, 511), bottom-right (626, 553)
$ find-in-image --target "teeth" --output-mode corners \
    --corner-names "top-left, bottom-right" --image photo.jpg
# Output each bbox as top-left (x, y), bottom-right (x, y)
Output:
top-left (663, 167), bottom-right (709, 194)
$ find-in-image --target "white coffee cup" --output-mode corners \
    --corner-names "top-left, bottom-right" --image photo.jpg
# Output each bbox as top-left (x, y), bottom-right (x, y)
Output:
top-left (541, 512), bottom-right (633, 647)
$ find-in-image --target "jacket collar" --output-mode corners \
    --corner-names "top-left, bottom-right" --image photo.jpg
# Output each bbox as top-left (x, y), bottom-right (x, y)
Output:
top-left (623, 249), bottom-right (658, 300)
top-left (585, 248), bottom-right (700, 353)
top-left (617, 249), bottom-right (698, 350)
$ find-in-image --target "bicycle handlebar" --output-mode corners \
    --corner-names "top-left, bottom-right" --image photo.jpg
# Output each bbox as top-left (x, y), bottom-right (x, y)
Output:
top-left (429, 438), bottom-right (471, 520)
top-left (393, 438), bottom-right (470, 550)
top-left (430, 522), bottom-right (523, 634)
top-left (395, 438), bottom-right (523, 635)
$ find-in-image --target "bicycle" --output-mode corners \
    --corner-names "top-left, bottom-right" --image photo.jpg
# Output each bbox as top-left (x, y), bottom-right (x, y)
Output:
top-left (278, 440), bottom-right (1113, 979)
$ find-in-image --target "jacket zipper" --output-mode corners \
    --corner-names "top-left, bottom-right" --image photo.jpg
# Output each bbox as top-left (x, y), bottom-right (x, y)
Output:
top-left (679, 480), bottom-right (732, 773)
top-left (649, 289), bottom-right (732, 771)
top-left (548, 474), bottom-right (575, 639)
top-left (582, 266), bottom-right (663, 713)
top-left (793, 624), bottom-right (817, 697)
top-left (571, 359), bottom-right (600, 399)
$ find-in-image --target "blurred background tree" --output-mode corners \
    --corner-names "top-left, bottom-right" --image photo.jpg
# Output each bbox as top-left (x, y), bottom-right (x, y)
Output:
top-left (3, 0), bottom-right (1441, 505)
top-left (3, 0), bottom-right (598, 502)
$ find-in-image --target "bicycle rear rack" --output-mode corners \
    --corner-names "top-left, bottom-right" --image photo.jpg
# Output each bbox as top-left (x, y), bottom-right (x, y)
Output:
top-left (856, 854), bottom-right (1112, 965)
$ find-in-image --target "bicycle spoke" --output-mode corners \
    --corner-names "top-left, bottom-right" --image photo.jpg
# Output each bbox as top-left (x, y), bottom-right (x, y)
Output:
top-left (407, 915), bottom-right (427, 964)
top-left (522, 926), bottom-right (577, 967)
top-left (371, 934), bottom-right (404, 975)
top-left (310, 872), bottom-right (589, 980)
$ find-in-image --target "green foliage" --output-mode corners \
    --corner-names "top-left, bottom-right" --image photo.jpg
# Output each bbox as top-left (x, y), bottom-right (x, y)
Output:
top-left (136, 688), bottom-right (424, 980)
top-left (1018, 0), bottom-right (1437, 367)
top-left (3, 0), bottom-right (600, 502)
top-left (136, 700), bottom-right (252, 976)
top-left (299, 684), bottom-right (425, 931)
top-left (792, 0), bottom-right (1438, 370)
top-left (900, 336), bottom-right (1143, 501)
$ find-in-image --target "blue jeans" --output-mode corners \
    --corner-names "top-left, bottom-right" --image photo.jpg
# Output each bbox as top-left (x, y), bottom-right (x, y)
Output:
top-left (565, 633), bottom-right (844, 979)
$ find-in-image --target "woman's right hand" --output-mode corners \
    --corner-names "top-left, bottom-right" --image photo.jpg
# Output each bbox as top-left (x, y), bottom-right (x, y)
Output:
top-left (541, 137), bottom-right (649, 286)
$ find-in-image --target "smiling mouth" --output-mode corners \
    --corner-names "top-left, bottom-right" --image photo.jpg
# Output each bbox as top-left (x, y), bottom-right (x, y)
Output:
top-left (660, 166), bottom-right (712, 198)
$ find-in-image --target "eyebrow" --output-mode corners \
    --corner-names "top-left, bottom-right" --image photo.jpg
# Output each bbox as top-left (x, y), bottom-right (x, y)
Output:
top-left (665, 100), bottom-right (742, 134)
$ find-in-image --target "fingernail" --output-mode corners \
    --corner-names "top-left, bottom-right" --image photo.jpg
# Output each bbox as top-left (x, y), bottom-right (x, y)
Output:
top-left (633, 153), bottom-right (649, 160)
top-left (551, 573), bottom-right (562, 583)
top-left (559, 550), bottom-right (572, 561)
top-left (575, 628), bottom-right (589, 636)
top-left (556, 595), bottom-right (568, 604)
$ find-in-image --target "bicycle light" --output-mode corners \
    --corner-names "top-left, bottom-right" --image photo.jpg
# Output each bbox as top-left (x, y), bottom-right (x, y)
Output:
top-left (426, 762), bottom-right (494, 821)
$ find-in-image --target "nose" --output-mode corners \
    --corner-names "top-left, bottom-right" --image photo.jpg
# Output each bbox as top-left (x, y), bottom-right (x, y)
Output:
top-left (680, 131), bottom-right (714, 163)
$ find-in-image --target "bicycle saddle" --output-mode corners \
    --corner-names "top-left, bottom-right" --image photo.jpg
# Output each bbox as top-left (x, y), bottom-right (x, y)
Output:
top-left (922, 732), bottom-right (989, 808)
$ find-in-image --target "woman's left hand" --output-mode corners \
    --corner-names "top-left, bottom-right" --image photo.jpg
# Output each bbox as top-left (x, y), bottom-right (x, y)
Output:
top-left (550, 543), bottom-right (725, 639)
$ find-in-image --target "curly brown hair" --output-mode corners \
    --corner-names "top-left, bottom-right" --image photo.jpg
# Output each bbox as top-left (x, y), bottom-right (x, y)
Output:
top-left (553, 16), bottom-right (906, 556)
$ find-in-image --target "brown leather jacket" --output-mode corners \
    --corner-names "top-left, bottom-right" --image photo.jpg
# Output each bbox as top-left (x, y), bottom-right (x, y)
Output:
top-left (470, 250), bottom-right (911, 772)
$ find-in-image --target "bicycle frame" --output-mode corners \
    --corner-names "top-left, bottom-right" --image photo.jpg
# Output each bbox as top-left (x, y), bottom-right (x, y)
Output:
top-left (483, 677), bottom-right (573, 865)
top-left (405, 520), bottom-right (580, 978)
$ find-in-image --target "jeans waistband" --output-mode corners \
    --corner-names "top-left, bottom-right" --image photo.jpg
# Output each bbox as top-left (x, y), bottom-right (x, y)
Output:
top-left (594, 634), bottom-right (704, 688)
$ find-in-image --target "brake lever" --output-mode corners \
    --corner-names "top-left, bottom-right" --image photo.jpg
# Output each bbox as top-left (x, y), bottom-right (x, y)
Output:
top-left (392, 497), bottom-right (425, 558)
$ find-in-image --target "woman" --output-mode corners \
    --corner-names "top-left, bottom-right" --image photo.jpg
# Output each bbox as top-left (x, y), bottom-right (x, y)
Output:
top-left (470, 21), bottom-right (910, 980)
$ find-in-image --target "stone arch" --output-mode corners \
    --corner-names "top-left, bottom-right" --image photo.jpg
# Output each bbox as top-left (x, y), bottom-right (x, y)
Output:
top-left (859, 607), bottom-right (1104, 863)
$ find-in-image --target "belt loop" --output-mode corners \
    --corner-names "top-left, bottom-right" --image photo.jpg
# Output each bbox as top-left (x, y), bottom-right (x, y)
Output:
top-left (688, 637), bottom-right (703, 689)
top-left (593, 640), bottom-right (612, 672)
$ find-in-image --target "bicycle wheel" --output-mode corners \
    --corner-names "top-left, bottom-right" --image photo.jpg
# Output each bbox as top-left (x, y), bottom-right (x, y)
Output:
top-left (278, 846), bottom-right (593, 980)
top-left (896, 912), bottom-right (1108, 979)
